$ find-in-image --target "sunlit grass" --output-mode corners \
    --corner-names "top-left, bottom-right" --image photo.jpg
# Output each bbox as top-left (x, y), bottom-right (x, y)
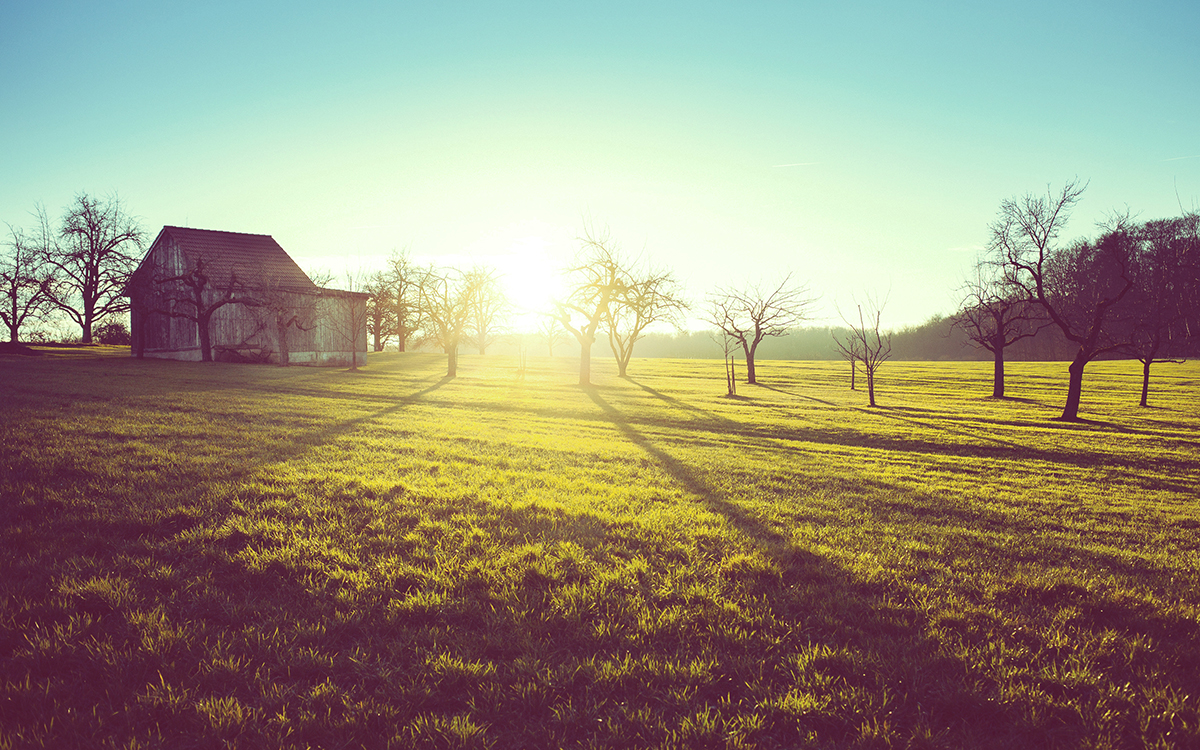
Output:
top-left (1, 348), bottom-right (1197, 748)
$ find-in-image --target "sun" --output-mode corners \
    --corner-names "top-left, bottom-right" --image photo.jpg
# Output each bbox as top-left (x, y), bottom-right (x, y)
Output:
top-left (496, 235), bottom-right (568, 332)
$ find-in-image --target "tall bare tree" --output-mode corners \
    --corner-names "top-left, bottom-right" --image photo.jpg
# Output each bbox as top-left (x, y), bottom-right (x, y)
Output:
top-left (832, 326), bottom-right (862, 391)
top-left (991, 181), bottom-right (1136, 420)
top-left (606, 264), bottom-right (688, 377)
top-left (251, 275), bottom-right (323, 366)
top-left (706, 273), bottom-right (815, 384)
top-left (538, 316), bottom-right (569, 356)
top-left (149, 257), bottom-right (252, 362)
top-left (553, 225), bottom-right (628, 386)
top-left (1123, 215), bottom-right (1198, 406)
top-left (42, 193), bottom-right (146, 343)
top-left (329, 270), bottom-right (370, 371)
top-left (386, 249), bottom-right (426, 352)
top-left (363, 269), bottom-right (397, 352)
top-left (838, 297), bottom-right (892, 407)
top-left (467, 266), bottom-right (509, 355)
top-left (953, 264), bottom-right (1048, 398)
top-left (420, 267), bottom-right (478, 377)
top-left (2, 223), bottom-right (58, 342)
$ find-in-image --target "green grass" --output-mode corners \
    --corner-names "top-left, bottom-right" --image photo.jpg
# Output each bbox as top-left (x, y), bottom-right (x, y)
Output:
top-left (1, 348), bottom-right (1198, 749)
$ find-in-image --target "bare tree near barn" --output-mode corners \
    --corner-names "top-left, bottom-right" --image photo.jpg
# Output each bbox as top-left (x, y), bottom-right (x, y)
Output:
top-left (705, 273), bottom-right (815, 384)
top-left (606, 263), bottom-right (689, 377)
top-left (364, 269), bottom-right (397, 352)
top-left (990, 181), bottom-right (1136, 420)
top-left (252, 274), bottom-right (324, 366)
top-left (468, 266), bottom-right (509, 355)
top-left (953, 262), bottom-right (1048, 398)
top-left (328, 270), bottom-right (371, 371)
top-left (838, 296), bottom-right (892, 407)
top-left (41, 193), bottom-right (146, 343)
top-left (150, 256), bottom-right (259, 362)
top-left (420, 267), bottom-right (478, 377)
top-left (553, 224), bottom-right (628, 386)
top-left (538, 316), bottom-right (569, 356)
top-left (1123, 214), bottom-right (1199, 406)
top-left (1, 223), bottom-right (58, 342)
top-left (386, 249), bottom-right (426, 352)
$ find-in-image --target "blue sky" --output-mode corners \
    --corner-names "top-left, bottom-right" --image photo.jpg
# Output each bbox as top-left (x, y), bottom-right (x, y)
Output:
top-left (2, 1), bottom-right (1197, 330)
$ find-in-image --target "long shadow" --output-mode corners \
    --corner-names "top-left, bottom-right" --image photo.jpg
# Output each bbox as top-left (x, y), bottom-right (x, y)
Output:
top-left (585, 387), bottom-right (785, 545)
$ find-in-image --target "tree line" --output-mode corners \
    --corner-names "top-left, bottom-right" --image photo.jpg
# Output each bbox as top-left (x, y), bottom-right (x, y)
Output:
top-left (4, 185), bottom-right (1197, 419)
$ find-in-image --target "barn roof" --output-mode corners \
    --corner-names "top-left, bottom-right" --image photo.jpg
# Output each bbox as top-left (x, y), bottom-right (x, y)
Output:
top-left (141, 226), bottom-right (319, 292)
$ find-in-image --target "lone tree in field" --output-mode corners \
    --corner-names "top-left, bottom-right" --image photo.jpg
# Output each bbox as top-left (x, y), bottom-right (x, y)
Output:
top-left (605, 263), bottom-right (688, 377)
top-left (42, 193), bottom-right (146, 343)
top-left (990, 180), bottom-right (1136, 420)
top-left (1123, 214), bottom-right (1200, 406)
top-left (953, 264), bottom-right (1047, 398)
top-left (420, 267), bottom-right (478, 377)
top-left (468, 267), bottom-right (509, 355)
top-left (706, 274), bottom-right (815, 384)
top-left (1, 223), bottom-right (58, 342)
top-left (837, 297), bottom-right (892, 407)
top-left (554, 225), bottom-right (629, 386)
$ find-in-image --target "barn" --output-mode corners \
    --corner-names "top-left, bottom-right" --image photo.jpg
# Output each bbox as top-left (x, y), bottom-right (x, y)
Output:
top-left (125, 226), bottom-right (369, 366)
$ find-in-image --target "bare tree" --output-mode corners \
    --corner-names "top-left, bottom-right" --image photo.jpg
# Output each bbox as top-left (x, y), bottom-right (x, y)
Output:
top-left (952, 263), bottom-right (1048, 398)
top-left (832, 327), bottom-right (862, 391)
top-left (42, 193), bottom-right (146, 343)
top-left (327, 270), bottom-right (371, 371)
top-left (250, 275), bottom-right (324, 366)
top-left (705, 274), bottom-right (815, 384)
top-left (386, 249), bottom-right (426, 352)
top-left (2, 224), bottom-right (58, 342)
top-left (537, 316), bottom-right (570, 356)
top-left (838, 297), bottom-right (892, 407)
top-left (606, 264), bottom-right (688, 377)
top-left (148, 257), bottom-right (253, 362)
top-left (363, 270), bottom-right (397, 352)
top-left (420, 267), bottom-right (478, 377)
top-left (1123, 215), bottom-right (1198, 406)
top-left (553, 225), bottom-right (628, 386)
top-left (714, 330), bottom-right (739, 397)
top-left (991, 181), bottom-right (1136, 420)
top-left (468, 266), bottom-right (509, 355)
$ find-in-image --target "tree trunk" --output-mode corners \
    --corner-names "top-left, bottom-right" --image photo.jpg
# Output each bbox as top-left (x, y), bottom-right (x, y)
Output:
top-left (617, 352), bottom-right (629, 377)
top-left (1059, 352), bottom-right (1089, 420)
top-left (866, 368), bottom-right (876, 407)
top-left (373, 331), bottom-right (382, 352)
top-left (850, 359), bottom-right (856, 390)
top-left (277, 321), bottom-right (291, 366)
top-left (198, 315), bottom-right (213, 362)
top-left (1140, 358), bottom-right (1152, 408)
top-left (992, 345), bottom-right (1005, 399)
top-left (447, 345), bottom-right (457, 377)
top-left (742, 341), bottom-right (757, 384)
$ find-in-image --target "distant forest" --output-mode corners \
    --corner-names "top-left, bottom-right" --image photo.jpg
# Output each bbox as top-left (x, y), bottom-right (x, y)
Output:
top-left (488, 315), bottom-right (1080, 362)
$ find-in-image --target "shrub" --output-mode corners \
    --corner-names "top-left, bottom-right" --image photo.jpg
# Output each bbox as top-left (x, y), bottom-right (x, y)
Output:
top-left (94, 320), bottom-right (132, 345)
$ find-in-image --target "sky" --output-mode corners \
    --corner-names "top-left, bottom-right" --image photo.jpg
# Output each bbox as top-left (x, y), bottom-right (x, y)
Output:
top-left (2, 1), bottom-right (1198, 332)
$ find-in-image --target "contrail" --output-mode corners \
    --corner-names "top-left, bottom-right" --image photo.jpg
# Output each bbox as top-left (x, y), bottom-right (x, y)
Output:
top-left (1159, 155), bottom-right (1200, 162)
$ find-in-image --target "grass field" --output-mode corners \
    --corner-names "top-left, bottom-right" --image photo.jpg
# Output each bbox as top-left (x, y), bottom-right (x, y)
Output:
top-left (1, 348), bottom-right (1198, 749)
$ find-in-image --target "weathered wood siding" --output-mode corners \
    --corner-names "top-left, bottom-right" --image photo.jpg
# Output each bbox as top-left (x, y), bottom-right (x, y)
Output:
top-left (129, 234), bottom-right (368, 366)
